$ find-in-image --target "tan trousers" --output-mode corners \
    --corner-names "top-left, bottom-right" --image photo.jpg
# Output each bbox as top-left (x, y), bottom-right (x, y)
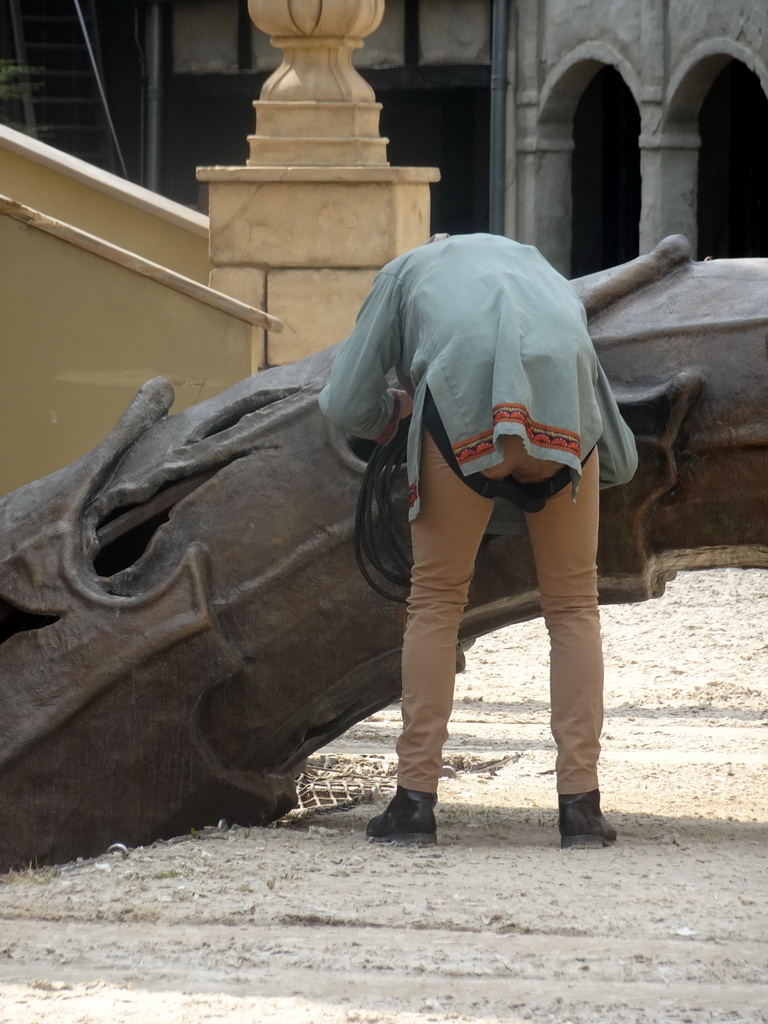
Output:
top-left (397, 431), bottom-right (603, 795)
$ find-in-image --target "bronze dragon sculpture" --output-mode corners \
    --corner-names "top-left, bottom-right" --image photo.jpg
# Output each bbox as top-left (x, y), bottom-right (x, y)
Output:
top-left (1, 237), bottom-right (766, 870)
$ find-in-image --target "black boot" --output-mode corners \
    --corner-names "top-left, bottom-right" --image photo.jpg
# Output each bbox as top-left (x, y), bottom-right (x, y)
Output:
top-left (558, 789), bottom-right (617, 849)
top-left (366, 786), bottom-right (437, 845)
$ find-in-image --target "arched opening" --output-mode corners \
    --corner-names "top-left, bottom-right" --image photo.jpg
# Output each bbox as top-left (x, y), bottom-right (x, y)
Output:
top-left (698, 61), bottom-right (768, 259)
top-left (571, 66), bottom-right (641, 277)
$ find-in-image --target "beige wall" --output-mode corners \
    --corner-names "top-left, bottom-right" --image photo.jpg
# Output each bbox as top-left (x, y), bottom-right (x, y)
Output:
top-left (0, 214), bottom-right (253, 496)
top-left (0, 126), bottom-right (210, 284)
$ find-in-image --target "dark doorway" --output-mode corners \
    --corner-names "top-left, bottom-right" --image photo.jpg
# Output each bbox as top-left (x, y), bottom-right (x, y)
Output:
top-left (698, 61), bottom-right (768, 259)
top-left (571, 65), bottom-right (641, 277)
top-left (378, 87), bottom-right (490, 236)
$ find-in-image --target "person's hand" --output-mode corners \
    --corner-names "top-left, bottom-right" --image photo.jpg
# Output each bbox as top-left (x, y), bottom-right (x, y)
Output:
top-left (392, 389), bottom-right (413, 420)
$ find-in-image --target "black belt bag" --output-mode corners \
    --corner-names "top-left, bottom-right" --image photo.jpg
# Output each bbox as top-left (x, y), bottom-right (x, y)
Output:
top-left (422, 390), bottom-right (591, 514)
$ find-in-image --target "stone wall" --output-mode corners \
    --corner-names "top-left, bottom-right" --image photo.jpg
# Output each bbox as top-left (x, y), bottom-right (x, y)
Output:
top-left (514, 0), bottom-right (768, 272)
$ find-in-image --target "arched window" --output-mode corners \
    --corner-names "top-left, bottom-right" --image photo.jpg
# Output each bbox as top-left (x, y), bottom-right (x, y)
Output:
top-left (698, 61), bottom-right (768, 259)
top-left (571, 66), bottom-right (640, 277)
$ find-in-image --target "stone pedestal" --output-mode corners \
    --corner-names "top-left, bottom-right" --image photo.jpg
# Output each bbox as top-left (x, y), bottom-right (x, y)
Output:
top-left (198, 0), bottom-right (439, 368)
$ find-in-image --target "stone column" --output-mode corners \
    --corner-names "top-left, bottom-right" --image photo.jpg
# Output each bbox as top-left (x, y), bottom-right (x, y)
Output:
top-left (512, 0), bottom-right (574, 277)
top-left (516, 120), bottom-right (574, 277)
top-left (639, 122), bottom-right (700, 257)
top-left (198, 0), bottom-right (439, 369)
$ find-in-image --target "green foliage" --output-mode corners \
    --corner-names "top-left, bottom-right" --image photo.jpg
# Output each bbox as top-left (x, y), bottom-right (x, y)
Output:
top-left (0, 59), bottom-right (42, 136)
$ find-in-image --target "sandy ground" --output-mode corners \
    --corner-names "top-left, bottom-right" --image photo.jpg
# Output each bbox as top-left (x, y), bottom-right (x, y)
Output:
top-left (1, 567), bottom-right (767, 1024)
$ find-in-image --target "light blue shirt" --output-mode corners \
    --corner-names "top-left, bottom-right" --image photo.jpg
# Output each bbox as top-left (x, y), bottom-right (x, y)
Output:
top-left (320, 234), bottom-right (638, 532)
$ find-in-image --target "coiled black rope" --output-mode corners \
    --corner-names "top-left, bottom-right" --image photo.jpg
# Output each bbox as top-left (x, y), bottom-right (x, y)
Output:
top-left (353, 417), bottom-right (412, 602)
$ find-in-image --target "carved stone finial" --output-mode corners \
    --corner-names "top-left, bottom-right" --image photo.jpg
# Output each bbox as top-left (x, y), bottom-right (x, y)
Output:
top-left (248, 0), bottom-right (384, 104)
top-left (246, 0), bottom-right (388, 166)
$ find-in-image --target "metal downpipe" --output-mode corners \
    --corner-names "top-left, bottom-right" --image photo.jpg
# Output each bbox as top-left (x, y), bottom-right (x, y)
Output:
top-left (145, 2), bottom-right (163, 193)
top-left (489, 0), bottom-right (511, 235)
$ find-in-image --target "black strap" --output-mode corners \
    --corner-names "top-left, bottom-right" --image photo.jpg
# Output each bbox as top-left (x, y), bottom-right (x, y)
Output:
top-left (422, 389), bottom-right (588, 514)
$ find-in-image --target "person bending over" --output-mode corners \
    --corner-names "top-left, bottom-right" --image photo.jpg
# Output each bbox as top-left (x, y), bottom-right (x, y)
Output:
top-left (319, 233), bottom-right (637, 848)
